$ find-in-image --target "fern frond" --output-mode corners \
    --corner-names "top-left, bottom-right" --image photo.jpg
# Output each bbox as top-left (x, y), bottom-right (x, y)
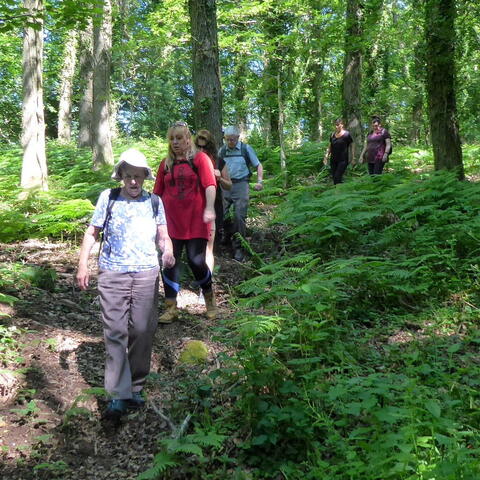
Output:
top-left (136, 452), bottom-right (178, 479)
top-left (161, 438), bottom-right (204, 457)
top-left (186, 431), bottom-right (227, 449)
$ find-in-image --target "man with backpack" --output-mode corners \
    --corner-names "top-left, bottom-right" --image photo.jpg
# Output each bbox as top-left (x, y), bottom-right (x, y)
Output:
top-left (218, 126), bottom-right (263, 262)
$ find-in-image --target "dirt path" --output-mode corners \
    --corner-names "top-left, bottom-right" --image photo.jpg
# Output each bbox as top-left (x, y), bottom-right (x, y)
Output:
top-left (0, 240), bottom-right (247, 480)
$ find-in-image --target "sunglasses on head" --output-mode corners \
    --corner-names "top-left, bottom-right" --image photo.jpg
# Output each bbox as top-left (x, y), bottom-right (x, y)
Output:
top-left (171, 121), bottom-right (188, 128)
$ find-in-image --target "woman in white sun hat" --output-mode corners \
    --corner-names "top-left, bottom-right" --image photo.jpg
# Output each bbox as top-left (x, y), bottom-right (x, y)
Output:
top-left (76, 148), bottom-right (174, 420)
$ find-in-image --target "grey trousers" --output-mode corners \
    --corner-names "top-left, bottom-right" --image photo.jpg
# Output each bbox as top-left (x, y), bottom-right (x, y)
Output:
top-left (98, 266), bottom-right (159, 399)
top-left (223, 180), bottom-right (249, 248)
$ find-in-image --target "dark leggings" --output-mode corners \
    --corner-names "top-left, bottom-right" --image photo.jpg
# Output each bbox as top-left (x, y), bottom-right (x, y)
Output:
top-left (162, 238), bottom-right (211, 299)
top-left (214, 186), bottom-right (224, 231)
top-left (331, 159), bottom-right (348, 184)
top-left (368, 162), bottom-right (385, 175)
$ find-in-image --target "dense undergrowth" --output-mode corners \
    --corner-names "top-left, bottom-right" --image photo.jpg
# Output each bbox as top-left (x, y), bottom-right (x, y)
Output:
top-left (206, 145), bottom-right (480, 479)
top-left (1, 141), bottom-right (480, 479)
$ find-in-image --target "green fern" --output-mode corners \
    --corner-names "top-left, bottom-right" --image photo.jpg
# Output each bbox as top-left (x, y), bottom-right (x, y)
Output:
top-left (136, 452), bottom-right (178, 479)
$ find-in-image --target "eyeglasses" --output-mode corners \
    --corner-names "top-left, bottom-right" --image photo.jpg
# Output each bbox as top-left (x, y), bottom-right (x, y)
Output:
top-left (171, 121), bottom-right (188, 128)
top-left (197, 135), bottom-right (207, 141)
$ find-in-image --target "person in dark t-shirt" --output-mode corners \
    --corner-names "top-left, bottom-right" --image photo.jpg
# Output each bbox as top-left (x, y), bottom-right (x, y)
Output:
top-left (359, 116), bottom-right (392, 175)
top-left (194, 129), bottom-right (231, 273)
top-left (323, 118), bottom-right (354, 184)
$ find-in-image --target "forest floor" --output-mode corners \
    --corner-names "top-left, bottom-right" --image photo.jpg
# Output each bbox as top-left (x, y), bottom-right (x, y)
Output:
top-left (0, 238), bottom-right (254, 480)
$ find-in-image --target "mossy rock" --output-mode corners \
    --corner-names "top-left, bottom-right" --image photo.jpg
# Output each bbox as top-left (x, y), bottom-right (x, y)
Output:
top-left (178, 340), bottom-right (209, 365)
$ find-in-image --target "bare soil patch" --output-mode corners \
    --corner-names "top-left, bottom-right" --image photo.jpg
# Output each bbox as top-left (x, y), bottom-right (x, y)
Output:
top-left (0, 240), bottom-right (248, 480)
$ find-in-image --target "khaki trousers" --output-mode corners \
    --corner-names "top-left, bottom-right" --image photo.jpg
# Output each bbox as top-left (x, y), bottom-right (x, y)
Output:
top-left (98, 266), bottom-right (159, 399)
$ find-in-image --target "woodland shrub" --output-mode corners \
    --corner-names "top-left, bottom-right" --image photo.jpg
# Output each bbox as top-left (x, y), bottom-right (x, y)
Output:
top-left (210, 150), bottom-right (480, 479)
top-left (0, 141), bottom-right (165, 242)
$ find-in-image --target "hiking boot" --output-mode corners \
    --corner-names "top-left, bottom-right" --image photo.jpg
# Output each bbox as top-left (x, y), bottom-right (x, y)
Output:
top-left (128, 391), bottom-right (145, 410)
top-left (159, 299), bottom-right (177, 324)
top-left (104, 399), bottom-right (128, 419)
top-left (203, 290), bottom-right (218, 320)
top-left (233, 248), bottom-right (245, 262)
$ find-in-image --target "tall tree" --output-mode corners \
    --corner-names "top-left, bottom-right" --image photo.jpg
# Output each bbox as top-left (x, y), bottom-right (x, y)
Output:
top-left (92, 0), bottom-right (113, 168)
top-left (21, 0), bottom-right (48, 191)
top-left (78, 21), bottom-right (94, 147)
top-left (342, 0), bottom-right (364, 158)
top-left (188, 0), bottom-right (223, 146)
top-left (425, 0), bottom-right (463, 178)
top-left (57, 30), bottom-right (78, 143)
top-left (410, 44), bottom-right (425, 144)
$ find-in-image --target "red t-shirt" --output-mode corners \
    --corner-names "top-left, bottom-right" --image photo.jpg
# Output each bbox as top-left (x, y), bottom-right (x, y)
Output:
top-left (153, 152), bottom-right (216, 240)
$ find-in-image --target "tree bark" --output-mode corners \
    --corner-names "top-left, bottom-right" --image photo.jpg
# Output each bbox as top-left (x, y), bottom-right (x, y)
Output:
top-left (409, 45), bottom-right (425, 144)
top-left (92, 0), bottom-right (114, 168)
top-left (342, 0), bottom-right (364, 158)
top-left (21, 0), bottom-right (48, 191)
top-left (77, 21), bottom-right (93, 148)
top-left (188, 0), bottom-right (223, 147)
top-left (305, 58), bottom-right (324, 142)
top-left (233, 59), bottom-right (248, 137)
top-left (57, 31), bottom-right (78, 143)
top-left (277, 71), bottom-right (287, 179)
top-left (425, 0), bottom-right (463, 178)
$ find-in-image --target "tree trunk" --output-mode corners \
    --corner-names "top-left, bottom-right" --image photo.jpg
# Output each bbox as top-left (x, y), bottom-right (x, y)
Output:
top-left (277, 71), bottom-right (287, 174)
top-left (21, 0), bottom-right (48, 191)
top-left (77, 21), bottom-right (93, 148)
top-left (305, 58), bottom-right (324, 142)
top-left (233, 59), bottom-right (248, 136)
top-left (57, 31), bottom-right (78, 144)
top-left (342, 0), bottom-right (364, 158)
top-left (425, 0), bottom-right (463, 179)
top-left (188, 0), bottom-right (223, 148)
top-left (263, 58), bottom-right (280, 147)
top-left (409, 46), bottom-right (425, 144)
top-left (92, 0), bottom-right (114, 168)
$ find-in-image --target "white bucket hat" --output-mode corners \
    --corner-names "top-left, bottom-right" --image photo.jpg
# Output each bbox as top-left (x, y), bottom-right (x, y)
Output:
top-left (111, 148), bottom-right (155, 181)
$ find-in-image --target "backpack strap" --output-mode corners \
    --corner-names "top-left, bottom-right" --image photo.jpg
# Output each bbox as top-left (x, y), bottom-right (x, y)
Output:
top-left (98, 187), bottom-right (121, 257)
top-left (240, 142), bottom-right (252, 176)
top-left (167, 158), bottom-right (199, 186)
top-left (218, 145), bottom-right (226, 161)
top-left (221, 142), bottom-right (252, 177)
top-left (150, 192), bottom-right (160, 218)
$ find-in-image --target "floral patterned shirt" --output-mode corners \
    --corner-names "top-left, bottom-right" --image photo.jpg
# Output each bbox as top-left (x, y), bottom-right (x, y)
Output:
top-left (91, 189), bottom-right (167, 272)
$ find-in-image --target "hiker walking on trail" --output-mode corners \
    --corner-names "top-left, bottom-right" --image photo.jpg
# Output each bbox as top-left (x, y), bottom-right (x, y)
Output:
top-left (323, 118), bottom-right (354, 185)
top-left (359, 116), bottom-right (392, 175)
top-left (153, 121), bottom-right (218, 323)
top-left (76, 148), bottom-right (175, 420)
top-left (194, 129), bottom-right (232, 273)
top-left (218, 125), bottom-right (263, 262)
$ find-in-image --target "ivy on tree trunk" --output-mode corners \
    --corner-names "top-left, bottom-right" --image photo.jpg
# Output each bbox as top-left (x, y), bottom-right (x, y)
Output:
top-left (92, 0), bottom-right (113, 168)
top-left (77, 21), bottom-right (93, 148)
top-left (425, 0), bottom-right (464, 179)
top-left (343, 0), bottom-right (364, 158)
top-left (189, 0), bottom-right (223, 147)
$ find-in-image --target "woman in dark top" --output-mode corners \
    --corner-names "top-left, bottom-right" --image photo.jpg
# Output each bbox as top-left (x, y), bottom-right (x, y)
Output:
top-left (359, 116), bottom-right (392, 175)
top-left (194, 129), bottom-right (231, 273)
top-left (323, 118), bottom-right (354, 184)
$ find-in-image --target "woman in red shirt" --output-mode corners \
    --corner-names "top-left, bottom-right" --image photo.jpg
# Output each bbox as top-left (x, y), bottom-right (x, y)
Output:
top-left (154, 122), bottom-right (217, 322)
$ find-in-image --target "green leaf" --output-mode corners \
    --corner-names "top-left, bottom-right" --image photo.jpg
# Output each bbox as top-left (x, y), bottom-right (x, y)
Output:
top-left (424, 399), bottom-right (442, 418)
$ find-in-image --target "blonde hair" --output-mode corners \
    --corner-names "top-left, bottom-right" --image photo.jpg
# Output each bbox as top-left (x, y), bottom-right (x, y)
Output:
top-left (164, 123), bottom-right (196, 171)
